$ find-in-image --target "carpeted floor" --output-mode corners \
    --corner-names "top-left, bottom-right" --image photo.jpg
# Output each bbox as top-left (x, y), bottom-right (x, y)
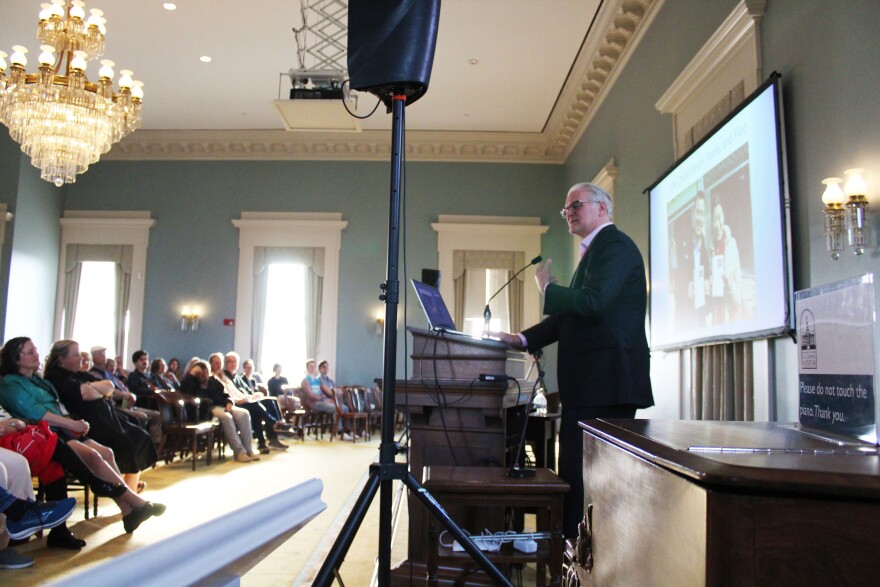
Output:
top-left (2, 434), bottom-right (409, 586)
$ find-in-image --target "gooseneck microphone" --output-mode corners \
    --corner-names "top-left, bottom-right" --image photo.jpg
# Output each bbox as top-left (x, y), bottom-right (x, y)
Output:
top-left (483, 255), bottom-right (542, 331)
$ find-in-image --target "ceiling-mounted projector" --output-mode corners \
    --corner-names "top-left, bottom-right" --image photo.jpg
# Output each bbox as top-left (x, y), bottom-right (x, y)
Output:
top-left (288, 69), bottom-right (347, 100)
top-left (273, 68), bottom-right (360, 132)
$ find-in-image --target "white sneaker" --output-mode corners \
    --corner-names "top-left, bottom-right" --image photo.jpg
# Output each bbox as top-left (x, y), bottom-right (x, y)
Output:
top-left (341, 432), bottom-right (354, 441)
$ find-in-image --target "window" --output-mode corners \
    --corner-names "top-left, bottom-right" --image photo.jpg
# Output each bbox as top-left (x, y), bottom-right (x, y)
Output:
top-left (259, 263), bottom-right (308, 374)
top-left (233, 212), bottom-right (347, 376)
top-left (432, 216), bottom-right (548, 334)
top-left (54, 212), bottom-right (154, 357)
top-left (462, 268), bottom-right (511, 337)
top-left (70, 261), bottom-right (117, 357)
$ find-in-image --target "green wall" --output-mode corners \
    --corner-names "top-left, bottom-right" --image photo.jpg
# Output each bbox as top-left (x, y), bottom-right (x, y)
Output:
top-left (2, 153), bottom-right (63, 352)
top-left (62, 159), bottom-right (564, 385)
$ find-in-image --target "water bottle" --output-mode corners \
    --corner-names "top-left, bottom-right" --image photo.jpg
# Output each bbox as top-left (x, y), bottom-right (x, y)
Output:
top-left (532, 385), bottom-right (548, 416)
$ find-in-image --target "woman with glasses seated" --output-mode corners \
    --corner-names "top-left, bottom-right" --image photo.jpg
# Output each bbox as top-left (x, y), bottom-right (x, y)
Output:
top-left (0, 337), bottom-right (165, 537)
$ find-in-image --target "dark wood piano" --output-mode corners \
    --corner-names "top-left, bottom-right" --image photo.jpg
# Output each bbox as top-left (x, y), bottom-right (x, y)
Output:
top-left (572, 419), bottom-right (880, 586)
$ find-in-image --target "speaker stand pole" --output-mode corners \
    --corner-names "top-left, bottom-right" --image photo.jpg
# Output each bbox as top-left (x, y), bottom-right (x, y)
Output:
top-left (313, 94), bottom-right (511, 587)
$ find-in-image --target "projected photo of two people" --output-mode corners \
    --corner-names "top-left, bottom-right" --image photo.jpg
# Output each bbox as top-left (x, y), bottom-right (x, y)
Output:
top-left (668, 146), bottom-right (756, 330)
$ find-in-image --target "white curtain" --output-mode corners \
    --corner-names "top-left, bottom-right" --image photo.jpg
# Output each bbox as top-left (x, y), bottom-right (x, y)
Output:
top-left (63, 244), bottom-right (132, 346)
top-left (252, 246), bottom-right (324, 368)
top-left (452, 250), bottom-right (524, 332)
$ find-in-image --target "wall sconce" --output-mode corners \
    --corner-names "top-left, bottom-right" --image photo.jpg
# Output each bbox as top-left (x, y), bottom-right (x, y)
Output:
top-left (181, 306), bottom-right (200, 331)
top-left (844, 168), bottom-right (869, 256)
top-left (375, 308), bottom-right (384, 335)
top-left (821, 177), bottom-right (846, 259)
top-left (822, 169), bottom-right (871, 259)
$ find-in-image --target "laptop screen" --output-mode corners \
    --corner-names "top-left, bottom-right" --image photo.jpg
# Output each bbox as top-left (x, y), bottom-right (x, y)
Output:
top-left (411, 279), bottom-right (457, 331)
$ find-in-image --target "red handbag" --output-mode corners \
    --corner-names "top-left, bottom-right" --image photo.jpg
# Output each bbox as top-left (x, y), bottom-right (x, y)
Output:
top-left (0, 420), bottom-right (64, 484)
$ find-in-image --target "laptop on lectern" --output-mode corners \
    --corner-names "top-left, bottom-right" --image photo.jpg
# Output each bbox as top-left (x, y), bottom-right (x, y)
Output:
top-left (411, 279), bottom-right (470, 337)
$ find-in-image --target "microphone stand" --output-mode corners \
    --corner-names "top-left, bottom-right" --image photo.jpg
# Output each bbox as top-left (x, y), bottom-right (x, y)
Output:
top-left (483, 256), bottom-right (541, 332)
top-left (508, 351), bottom-right (545, 478)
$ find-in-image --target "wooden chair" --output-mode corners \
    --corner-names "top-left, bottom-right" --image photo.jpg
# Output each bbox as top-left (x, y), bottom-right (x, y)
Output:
top-left (156, 391), bottom-right (215, 470)
top-left (286, 394), bottom-right (307, 442)
top-left (364, 386), bottom-right (383, 438)
top-left (36, 474), bottom-right (98, 520)
top-left (294, 388), bottom-right (332, 440)
top-left (333, 386), bottom-right (368, 443)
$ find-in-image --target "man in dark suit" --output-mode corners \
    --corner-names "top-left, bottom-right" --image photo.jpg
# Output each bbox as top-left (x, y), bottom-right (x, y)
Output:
top-left (494, 182), bottom-right (654, 539)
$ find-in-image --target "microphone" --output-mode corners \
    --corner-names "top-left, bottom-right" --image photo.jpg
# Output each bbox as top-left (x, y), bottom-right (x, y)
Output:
top-left (483, 256), bottom-right (542, 331)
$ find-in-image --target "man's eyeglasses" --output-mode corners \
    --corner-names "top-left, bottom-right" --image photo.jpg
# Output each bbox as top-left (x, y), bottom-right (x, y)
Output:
top-left (559, 199), bottom-right (597, 219)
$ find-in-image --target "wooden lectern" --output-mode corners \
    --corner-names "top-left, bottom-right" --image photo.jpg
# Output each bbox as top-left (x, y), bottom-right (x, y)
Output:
top-left (392, 328), bottom-right (533, 583)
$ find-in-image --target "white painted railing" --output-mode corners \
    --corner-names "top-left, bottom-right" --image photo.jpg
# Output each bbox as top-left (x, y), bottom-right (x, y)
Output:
top-left (48, 478), bottom-right (326, 587)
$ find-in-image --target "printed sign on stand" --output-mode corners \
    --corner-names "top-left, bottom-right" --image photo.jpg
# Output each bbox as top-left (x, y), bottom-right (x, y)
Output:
top-left (795, 274), bottom-right (877, 444)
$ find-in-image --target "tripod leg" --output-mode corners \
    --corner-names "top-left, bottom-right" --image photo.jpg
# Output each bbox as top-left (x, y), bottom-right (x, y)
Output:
top-left (313, 469), bottom-right (381, 587)
top-left (403, 472), bottom-right (513, 587)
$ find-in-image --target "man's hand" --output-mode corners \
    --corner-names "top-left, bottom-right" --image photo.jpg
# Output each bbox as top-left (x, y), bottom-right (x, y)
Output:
top-left (535, 258), bottom-right (558, 293)
top-left (486, 331), bottom-right (525, 350)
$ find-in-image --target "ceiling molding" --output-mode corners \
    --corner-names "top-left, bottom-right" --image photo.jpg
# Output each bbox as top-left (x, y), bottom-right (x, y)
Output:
top-left (105, 0), bottom-right (659, 166)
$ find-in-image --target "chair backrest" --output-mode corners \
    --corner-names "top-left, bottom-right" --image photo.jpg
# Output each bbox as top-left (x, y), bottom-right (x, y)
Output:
top-left (343, 386), bottom-right (367, 413)
top-left (155, 391), bottom-right (184, 426)
top-left (366, 387), bottom-right (382, 411)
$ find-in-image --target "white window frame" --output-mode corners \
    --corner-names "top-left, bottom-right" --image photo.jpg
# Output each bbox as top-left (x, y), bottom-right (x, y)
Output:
top-left (432, 215), bottom-right (548, 329)
top-left (232, 212), bottom-right (348, 371)
top-left (54, 211), bottom-right (155, 355)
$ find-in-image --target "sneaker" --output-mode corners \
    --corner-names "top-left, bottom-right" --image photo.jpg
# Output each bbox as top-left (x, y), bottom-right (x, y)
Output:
top-left (341, 432), bottom-right (354, 441)
top-left (268, 438), bottom-right (289, 451)
top-left (6, 498), bottom-right (77, 540)
top-left (0, 548), bottom-right (34, 570)
top-left (234, 452), bottom-right (253, 463)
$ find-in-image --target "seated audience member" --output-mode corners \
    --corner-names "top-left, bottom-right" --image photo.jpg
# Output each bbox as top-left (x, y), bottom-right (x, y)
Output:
top-left (166, 358), bottom-right (183, 388)
top-left (236, 358), bottom-right (289, 432)
top-left (267, 363), bottom-right (297, 414)
top-left (150, 358), bottom-right (177, 390)
top-left (0, 407), bottom-right (160, 538)
top-left (180, 361), bottom-right (259, 463)
top-left (113, 355), bottom-right (129, 379)
top-left (267, 363), bottom-right (288, 397)
top-left (126, 350), bottom-right (158, 409)
top-left (90, 346), bottom-right (163, 452)
top-left (301, 359), bottom-right (336, 417)
top-left (0, 448), bottom-right (78, 568)
top-left (0, 338), bottom-right (164, 534)
top-left (213, 353), bottom-right (287, 454)
top-left (79, 352), bottom-right (92, 373)
top-left (317, 360), bottom-right (353, 440)
top-left (44, 340), bottom-right (158, 495)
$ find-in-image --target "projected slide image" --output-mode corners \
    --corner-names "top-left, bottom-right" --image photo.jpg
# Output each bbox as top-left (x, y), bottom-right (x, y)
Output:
top-left (667, 148), bottom-right (756, 331)
top-left (649, 75), bottom-right (791, 350)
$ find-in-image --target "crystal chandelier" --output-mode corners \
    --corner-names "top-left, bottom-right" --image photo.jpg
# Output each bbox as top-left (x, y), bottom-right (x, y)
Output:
top-left (0, 0), bottom-right (143, 186)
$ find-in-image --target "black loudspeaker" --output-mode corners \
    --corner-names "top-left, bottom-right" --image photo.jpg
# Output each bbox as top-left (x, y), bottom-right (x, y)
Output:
top-left (347, 0), bottom-right (441, 107)
top-left (421, 268), bottom-right (440, 289)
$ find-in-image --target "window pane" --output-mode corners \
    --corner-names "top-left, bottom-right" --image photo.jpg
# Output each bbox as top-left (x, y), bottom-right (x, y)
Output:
top-left (72, 262), bottom-right (117, 357)
top-left (463, 268), bottom-right (511, 337)
top-left (260, 263), bottom-right (307, 376)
